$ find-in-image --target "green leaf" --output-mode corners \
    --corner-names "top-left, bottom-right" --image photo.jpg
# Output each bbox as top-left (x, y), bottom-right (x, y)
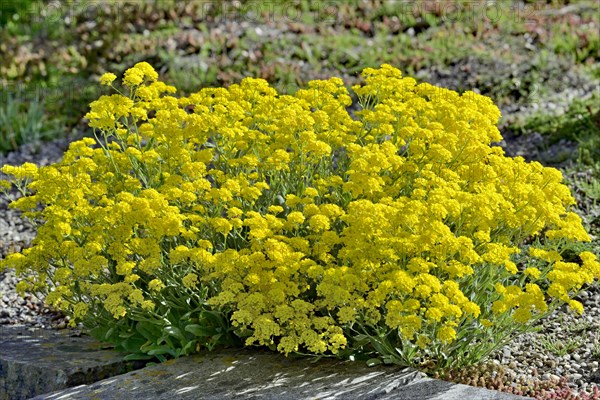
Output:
top-left (199, 310), bottom-right (222, 326)
top-left (369, 338), bottom-right (391, 357)
top-left (163, 326), bottom-right (185, 341)
top-left (118, 329), bottom-right (137, 339)
top-left (88, 325), bottom-right (112, 343)
top-left (366, 358), bottom-right (382, 367)
top-left (351, 334), bottom-right (371, 346)
top-left (140, 342), bottom-right (161, 353)
top-left (123, 352), bottom-right (156, 361)
top-left (104, 327), bottom-right (115, 341)
top-left (118, 336), bottom-right (147, 354)
top-left (181, 340), bottom-right (198, 355)
top-left (147, 346), bottom-right (175, 356)
top-left (185, 324), bottom-right (217, 337)
top-left (136, 321), bottom-right (162, 341)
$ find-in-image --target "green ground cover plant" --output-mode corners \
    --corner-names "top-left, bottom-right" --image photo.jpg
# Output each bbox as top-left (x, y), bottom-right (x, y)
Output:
top-left (540, 336), bottom-right (585, 357)
top-left (1, 63), bottom-right (599, 373)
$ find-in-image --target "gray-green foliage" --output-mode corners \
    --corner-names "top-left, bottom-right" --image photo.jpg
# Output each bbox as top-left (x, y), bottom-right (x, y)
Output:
top-left (0, 92), bottom-right (62, 153)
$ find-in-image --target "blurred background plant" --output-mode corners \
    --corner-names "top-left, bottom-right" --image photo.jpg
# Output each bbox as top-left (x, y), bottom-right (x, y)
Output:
top-left (0, 0), bottom-right (597, 154)
top-left (0, 91), bottom-right (62, 153)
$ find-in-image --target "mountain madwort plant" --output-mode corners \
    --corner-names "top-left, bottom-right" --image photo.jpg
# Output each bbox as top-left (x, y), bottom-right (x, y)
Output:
top-left (1, 63), bottom-right (599, 370)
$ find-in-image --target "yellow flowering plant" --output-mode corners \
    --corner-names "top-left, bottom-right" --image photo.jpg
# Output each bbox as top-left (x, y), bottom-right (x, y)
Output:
top-left (1, 63), bottom-right (599, 370)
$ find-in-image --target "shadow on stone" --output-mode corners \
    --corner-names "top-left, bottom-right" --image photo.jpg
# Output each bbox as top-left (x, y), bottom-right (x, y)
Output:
top-left (0, 325), bottom-right (146, 400)
top-left (32, 347), bottom-right (531, 400)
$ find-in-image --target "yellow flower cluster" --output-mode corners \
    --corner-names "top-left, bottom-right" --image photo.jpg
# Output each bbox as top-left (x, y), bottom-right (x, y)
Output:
top-left (1, 63), bottom-right (597, 358)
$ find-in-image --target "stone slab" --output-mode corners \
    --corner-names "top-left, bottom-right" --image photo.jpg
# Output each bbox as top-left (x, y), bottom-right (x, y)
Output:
top-left (0, 325), bottom-right (144, 400)
top-left (34, 347), bottom-right (532, 400)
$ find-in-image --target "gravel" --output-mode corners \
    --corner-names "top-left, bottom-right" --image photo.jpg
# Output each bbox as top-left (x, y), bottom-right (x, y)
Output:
top-left (0, 136), bottom-right (78, 329)
top-left (487, 286), bottom-right (600, 396)
top-left (1, 115), bottom-right (599, 396)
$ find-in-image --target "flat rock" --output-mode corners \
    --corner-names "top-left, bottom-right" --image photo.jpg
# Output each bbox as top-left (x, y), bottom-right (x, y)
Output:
top-left (34, 347), bottom-right (531, 400)
top-left (0, 325), bottom-right (144, 400)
